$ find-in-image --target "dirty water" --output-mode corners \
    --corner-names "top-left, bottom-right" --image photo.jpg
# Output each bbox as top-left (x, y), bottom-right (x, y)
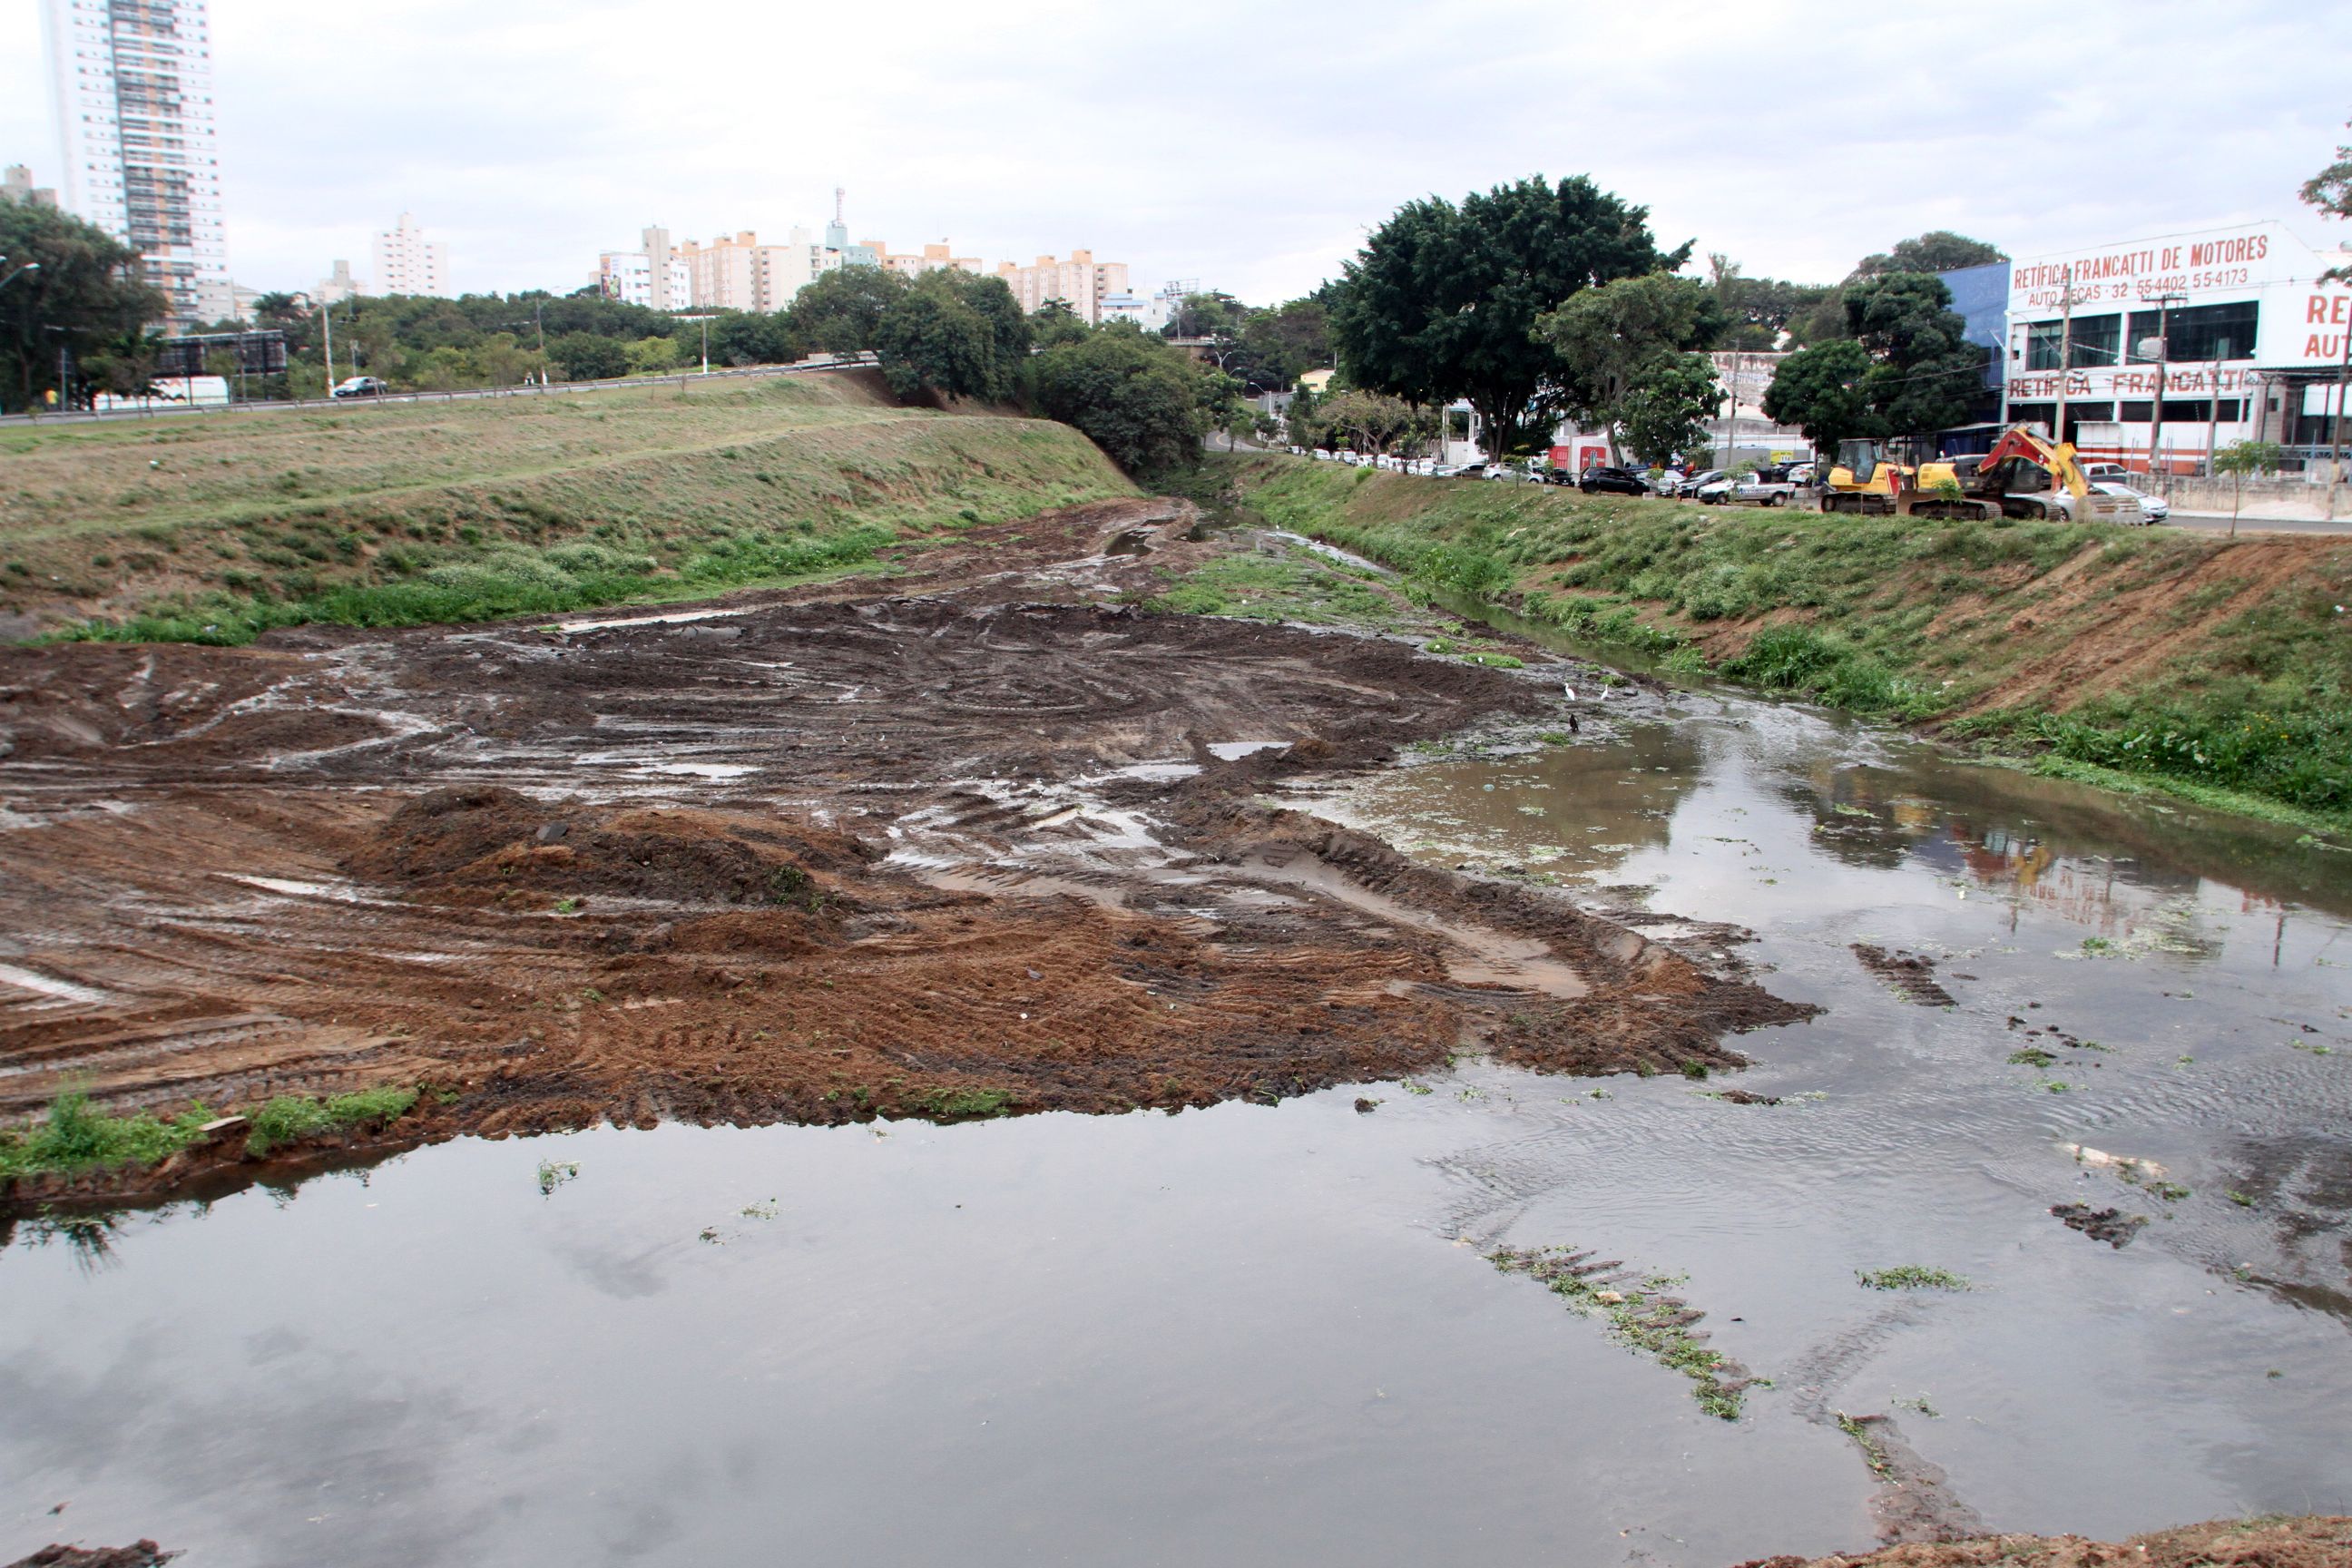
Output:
top-left (4, 676), bottom-right (2347, 1565)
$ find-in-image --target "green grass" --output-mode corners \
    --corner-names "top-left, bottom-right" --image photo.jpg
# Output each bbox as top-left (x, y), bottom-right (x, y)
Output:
top-left (1145, 549), bottom-right (1406, 630)
top-left (1857, 1265), bottom-right (1972, 1291)
top-left (912, 1087), bottom-right (1013, 1120)
top-left (1223, 456), bottom-right (2352, 828)
top-left (4, 374), bottom-right (1133, 642)
top-left (0, 1084), bottom-right (424, 1181)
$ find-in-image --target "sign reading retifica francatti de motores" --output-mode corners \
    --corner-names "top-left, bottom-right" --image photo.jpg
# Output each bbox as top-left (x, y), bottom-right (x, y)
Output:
top-left (2006, 220), bottom-right (2351, 370)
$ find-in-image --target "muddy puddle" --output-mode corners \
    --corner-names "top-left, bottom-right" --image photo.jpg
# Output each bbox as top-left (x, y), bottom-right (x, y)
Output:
top-left (5, 686), bottom-right (2348, 1565)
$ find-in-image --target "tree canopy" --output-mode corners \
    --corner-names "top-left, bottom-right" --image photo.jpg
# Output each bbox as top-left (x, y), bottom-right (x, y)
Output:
top-left (1842, 272), bottom-right (1985, 440)
top-left (780, 266), bottom-right (908, 356)
top-left (1536, 272), bottom-right (1720, 457)
top-left (2303, 120), bottom-right (2350, 280)
top-left (1031, 323), bottom-right (1218, 475)
top-left (1618, 355), bottom-right (1723, 467)
top-left (1759, 338), bottom-right (1873, 453)
top-left (874, 271), bottom-right (1030, 404)
top-left (0, 202), bottom-right (167, 412)
top-left (1848, 231), bottom-right (2009, 280)
top-left (1328, 174), bottom-right (1691, 459)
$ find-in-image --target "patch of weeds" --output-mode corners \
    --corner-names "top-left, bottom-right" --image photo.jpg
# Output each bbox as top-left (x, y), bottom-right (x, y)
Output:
top-left (536, 1159), bottom-right (580, 1196)
top-left (1893, 1393), bottom-right (1940, 1418)
top-left (2292, 1041), bottom-right (2335, 1057)
top-left (581, 987), bottom-right (604, 1004)
top-left (554, 897), bottom-right (583, 915)
top-left (2227, 1191), bottom-right (2256, 1208)
top-left (767, 864), bottom-right (825, 913)
top-left (1491, 1245), bottom-right (1756, 1420)
top-left (1856, 1266), bottom-right (1971, 1291)
top-left (2149, 1181), bottom-right (2191, 1202)
top-left (740, 1199), bottom-right (779, 1220)
top-left (914, 1087), bottom-right (1012, 1120)
top-left (2081, 936), bottom-right (2115, 955)
top-left (2007, 1046), bottom-right (2057, 1069)
top-left (1680, 1062), bottom-right (1709, 1080)
top-left (0, 1090), bottom-right (215, 1180)
top-left (246, 1086), bottom-right (419, 1156)
top-left (1401, 1079), bottom-right (1434, 1095)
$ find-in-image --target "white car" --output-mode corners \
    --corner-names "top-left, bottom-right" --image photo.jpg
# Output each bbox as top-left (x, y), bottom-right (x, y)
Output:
top-left (1312, 448), bottom-right (1337, 461)
top-left (2092, 481), bottom-right (2168, 524)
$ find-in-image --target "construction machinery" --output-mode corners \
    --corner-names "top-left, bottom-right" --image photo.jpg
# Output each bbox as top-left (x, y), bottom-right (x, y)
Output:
top-left (1818, 426), bottom-right (2144, 524)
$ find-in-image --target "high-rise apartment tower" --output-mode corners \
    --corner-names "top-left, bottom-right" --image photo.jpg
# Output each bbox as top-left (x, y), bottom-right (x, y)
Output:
top-left (40, 0), bottom-right (233, 325)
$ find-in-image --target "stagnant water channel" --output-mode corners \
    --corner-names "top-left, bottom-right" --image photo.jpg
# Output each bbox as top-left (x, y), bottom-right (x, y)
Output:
top-left (3, 671), bottom-right (2347, 1566)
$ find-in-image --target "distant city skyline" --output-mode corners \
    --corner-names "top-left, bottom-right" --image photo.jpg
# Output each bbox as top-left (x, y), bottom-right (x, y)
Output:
top-left (5, 0), bottom-right (2349, 309)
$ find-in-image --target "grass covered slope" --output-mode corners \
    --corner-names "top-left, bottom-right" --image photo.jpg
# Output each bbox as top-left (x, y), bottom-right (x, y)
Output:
top-left (1230, 457), bottom-right (2352, 827)
top-left (0, 371), bottom-right (1132, 639)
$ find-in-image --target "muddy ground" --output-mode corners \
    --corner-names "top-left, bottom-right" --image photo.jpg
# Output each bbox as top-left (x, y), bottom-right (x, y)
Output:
top-left (1731, 1513), bottom-right (2352, 1567)
top-left (0, 497), bottom-right (1807, 1205)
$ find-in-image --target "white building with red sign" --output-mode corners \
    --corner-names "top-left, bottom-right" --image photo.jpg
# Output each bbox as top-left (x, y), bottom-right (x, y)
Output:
top-left (2002, 220), bottom-right (2352, 475)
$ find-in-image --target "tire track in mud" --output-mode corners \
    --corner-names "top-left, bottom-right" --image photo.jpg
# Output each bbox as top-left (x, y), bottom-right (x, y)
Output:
top-left (0, 500), bottom-right (1810, 1206)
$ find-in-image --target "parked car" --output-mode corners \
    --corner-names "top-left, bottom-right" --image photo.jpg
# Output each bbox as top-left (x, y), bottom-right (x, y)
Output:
top-left (1680, 468), bottom-right (1728, 498)
top-left (1730, 475), bottom-right (1799, 506)
top-left (2083, 462), bottom-right (2132, 484)
top-left (331, 376), bottom-right (390, 398)
top-left (1785, 462), bottom-right (1818, 485)
top-left (1311, 448), bottom-right (1337, 461)
top-left (1651, 469), bottom-right (1688, 495)
top-left (2092, 480), bottom-right (2168, 523)
top-left (1693, 473), bottom-right (1740, 505)
top-left (1578, 466), bottom-right (1652, 497)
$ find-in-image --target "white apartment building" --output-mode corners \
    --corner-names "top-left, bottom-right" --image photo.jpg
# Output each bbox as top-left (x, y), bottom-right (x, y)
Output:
top-left (995, 250), bottom-right (1130, 323)
top-left (371, 212), bottom-right (450, 299)
top-left (879, 241), bottom-right (983, 279)
top-left (598, 246), bottom-right (691, 312)
top-left (40, 0), bottom-right (233, 325)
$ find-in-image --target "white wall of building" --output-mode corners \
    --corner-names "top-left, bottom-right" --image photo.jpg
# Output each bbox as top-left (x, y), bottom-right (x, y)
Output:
top-left (41, 0), bottom-right (232, 325)
top-left (371, 212), bottom-right (450, 299)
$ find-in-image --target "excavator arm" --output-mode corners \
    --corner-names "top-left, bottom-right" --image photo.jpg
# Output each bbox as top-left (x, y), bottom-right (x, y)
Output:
top-left (1980, 426), bottom-right (2091, 498)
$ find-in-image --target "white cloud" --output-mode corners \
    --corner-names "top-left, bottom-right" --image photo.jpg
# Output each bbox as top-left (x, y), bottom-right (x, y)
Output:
top-left (3, 0), bottom-right (2347, 299)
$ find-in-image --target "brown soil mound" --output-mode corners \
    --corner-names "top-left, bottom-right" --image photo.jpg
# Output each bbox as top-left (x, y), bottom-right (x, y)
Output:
top-left (1731, 1513), bottom-right (2352, 1568)
top-left (343, 786), bottom-right (876, 910)
top-left (1851, 945), bottom-right (1958, 1007)
top-left (0, 499), bottom-right (1808, 1209)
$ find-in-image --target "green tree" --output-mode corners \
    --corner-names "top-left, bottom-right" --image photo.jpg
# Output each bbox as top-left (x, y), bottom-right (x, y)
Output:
top-left (1617, 353), bottom-right (1722, 466)
top-left (782, 266), bottom-right (909, 355)
top-left (1308, 388), bottom-right (1432, 455)
top-left (547, 333), bottom-right (629, 380)
top-left (1536, 272), bottom-right (1720, 458)
top-left (1761, 338), bottom-right (1876, 454)
top-left (2302, 120), bottom-right (2350, 279)
top-left (1031, 323), bottom-right (1211, 475)
top-left (875, 271), bottom-right (1028, 403)
top-left (624, 335), bottom-right (680, 376)
top-left (1329, 173), bottom-right (1690, 462)
top-left (1028, 299), bottom-right (1092, 348)
top-left (1844, 272), bottom-right (1985, 441)
top-left (0, 202), bottom-right (167, 412)
top-left (1849, 231), bottom-right (2008, 280)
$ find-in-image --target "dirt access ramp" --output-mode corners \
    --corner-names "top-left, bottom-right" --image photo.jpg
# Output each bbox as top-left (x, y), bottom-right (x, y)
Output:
top-left (0, 497), bottom-right (1807, 1204)
top-left (1730, 1513), bottom-right (2352, 1568)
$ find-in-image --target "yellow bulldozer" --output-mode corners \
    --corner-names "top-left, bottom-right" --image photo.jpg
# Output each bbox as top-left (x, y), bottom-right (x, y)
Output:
top-left (1819, 426), bottom-right (2143, 524)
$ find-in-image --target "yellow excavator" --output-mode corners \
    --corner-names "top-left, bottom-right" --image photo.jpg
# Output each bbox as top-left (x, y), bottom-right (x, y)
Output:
top-left (1820, 426), bottom-right (2143, 524)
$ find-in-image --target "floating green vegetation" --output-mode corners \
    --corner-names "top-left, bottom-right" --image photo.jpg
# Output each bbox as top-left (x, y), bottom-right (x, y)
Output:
top-left (1836, 1412), bottom-right (1895, 1476)
top-left (2007, 1046), bottom-right (2058, 1069)
top-left (1490, 1244), bottom-right (1758, 1420)
top-left (1857, 1265), bottom-right (1971, 1291)
top-left (536, 1159), bottom-right (581, 1196)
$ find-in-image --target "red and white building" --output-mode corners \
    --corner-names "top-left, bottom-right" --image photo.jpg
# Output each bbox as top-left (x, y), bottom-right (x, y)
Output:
top-left (2002, 220), bottom-right (2352, 475)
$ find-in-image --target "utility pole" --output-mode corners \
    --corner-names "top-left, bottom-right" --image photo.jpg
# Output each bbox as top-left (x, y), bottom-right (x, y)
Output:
top-left (2142, 292), bottom-right (2187, 489)
top-left (2203, 350), bottom-right (2224, 478)
top-left (2328, 318), bottom-right (2350, 522)
top-left (321, 302), bottom-right (334, 397)
top-left (1722, 353), bottom-right (1738, 467)
top-left (2055, 266), bottom-right (2074, 443)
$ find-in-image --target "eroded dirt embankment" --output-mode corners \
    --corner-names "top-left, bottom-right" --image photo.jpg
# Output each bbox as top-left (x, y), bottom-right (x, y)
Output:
top-left (1732, 1513), bottom-right (2352, 1568)
top-left (0, 498), bottom-right (1808, 1206)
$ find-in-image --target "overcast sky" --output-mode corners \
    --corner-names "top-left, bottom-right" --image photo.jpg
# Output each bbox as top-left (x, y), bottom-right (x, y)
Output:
top-left (5, 0), bottom-right (2349, 301)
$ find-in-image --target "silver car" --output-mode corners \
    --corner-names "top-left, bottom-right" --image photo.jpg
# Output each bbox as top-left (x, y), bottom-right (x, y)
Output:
top-left (2092, 481), bottom-right (2168, 524)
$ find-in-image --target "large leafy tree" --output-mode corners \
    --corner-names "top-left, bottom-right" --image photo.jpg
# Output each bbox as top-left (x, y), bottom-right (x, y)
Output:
top-left (1618, 354), bottom-right (1723, 466)
top-left (1761, 338), bottom-right (1874, 454)
top-left (1299, 388), bottom-right (1432, 456)
top-left (1848, 231), bottom-right (2008, 280)
top-left (1536, 273), bottom-right (1720, 458)
top-left (2303, 119), bottom-right (2350, 280)
top-left (781, 265), bottom-right (908, 355)
top-left (1032, 322), bottom-right (1212, 475)
top-left (0, 202), bottom-right (167, 412)
top-left (875, 271), bottom-right (1030, 403)
top-left (1844, 272), bottom-right (1985, 441)
top-left (1028, 299), bottom-right (1092, 348)
top-left (1329, 174), bottom-right (1690, 460)
top-left (547, 332), bottom-right (629, 381)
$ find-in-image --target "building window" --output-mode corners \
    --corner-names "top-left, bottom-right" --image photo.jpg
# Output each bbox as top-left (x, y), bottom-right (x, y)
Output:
top-left (2125, 300), bottom-right (2259, 362)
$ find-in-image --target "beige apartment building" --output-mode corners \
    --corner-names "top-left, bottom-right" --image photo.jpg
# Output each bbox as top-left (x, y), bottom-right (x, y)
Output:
top-left (878, 241), bottom-right (984, 279)
top-left (995, 250), bottom-right (1129, 323)
top-left (675, 228), bottom-right (838, 313)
